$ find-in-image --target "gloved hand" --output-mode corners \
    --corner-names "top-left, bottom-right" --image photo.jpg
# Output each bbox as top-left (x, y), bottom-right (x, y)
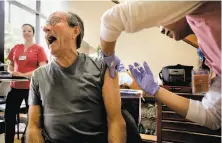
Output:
top-left (101, 52), bottom-right (120, 78)
top-left (128, 62), bottom-right (159, 96)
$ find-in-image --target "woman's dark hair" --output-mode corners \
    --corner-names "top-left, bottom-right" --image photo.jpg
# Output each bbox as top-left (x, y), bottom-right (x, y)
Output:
top-left (22, 24), bottom-right (35, 34)
top-left (201, 58), bottom-right (210, 71)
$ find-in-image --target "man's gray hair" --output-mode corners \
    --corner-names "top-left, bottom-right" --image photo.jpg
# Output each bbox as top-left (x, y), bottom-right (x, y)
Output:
top-left (67, 12), bottom-right (84, 49)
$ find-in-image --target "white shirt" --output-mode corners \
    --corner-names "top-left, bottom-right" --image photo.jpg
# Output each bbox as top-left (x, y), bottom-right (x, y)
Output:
top-left (186, 76), bottom-right (221, 130)
top-left (100, 1), bottom-right (204, 42)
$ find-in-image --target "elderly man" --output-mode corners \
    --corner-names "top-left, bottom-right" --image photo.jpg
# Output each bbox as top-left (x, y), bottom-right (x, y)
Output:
top-left (26, 11), bottom-right (126, 143)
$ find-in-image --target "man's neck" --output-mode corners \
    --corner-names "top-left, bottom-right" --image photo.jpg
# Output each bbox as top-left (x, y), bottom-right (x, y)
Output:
top-left (55, 50), bottom-right (78, 68)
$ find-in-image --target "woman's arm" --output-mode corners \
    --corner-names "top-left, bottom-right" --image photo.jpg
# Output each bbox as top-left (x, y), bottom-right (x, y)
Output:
top-left (8, 61), bottom-right (14, 73)
top-left (22, 61), bottom-right (47, 78)
top-left (129, 62), bottom-right (221, 130)
top-left (100, 1), bottom-right (203, 55)
top-left (156, 87), bottom-right (221, 130)
top-left (155, 87), bottom-right (189, 117)
top-left (11, 61), bottom-right (47, 78)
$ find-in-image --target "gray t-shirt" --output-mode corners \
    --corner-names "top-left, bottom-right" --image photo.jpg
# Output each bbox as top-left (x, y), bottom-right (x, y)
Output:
top-left (29, 53), bottom-right (107, 142)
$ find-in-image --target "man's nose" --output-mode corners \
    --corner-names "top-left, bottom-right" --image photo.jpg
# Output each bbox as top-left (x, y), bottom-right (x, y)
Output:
top-left (42, 24), bottom-right (53, 33)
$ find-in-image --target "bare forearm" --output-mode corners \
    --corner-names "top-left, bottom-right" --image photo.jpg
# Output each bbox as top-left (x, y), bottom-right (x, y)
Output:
top-left (155, 87), bottom-right (190, 117)
top-left (100, 37), bottom-right (116, 56)
top-left (23, 71), bottom-right (34, 78)
top-left (26, 127), bottom-right (44, 143)
top-left (8, 65), bottom-right (14, 73)
top-left (108, 119), bottom-right (126, 143)
top-left (22, 62), bottom-right (46, 78)
top-left (27, 105), bottom-right (44, 142)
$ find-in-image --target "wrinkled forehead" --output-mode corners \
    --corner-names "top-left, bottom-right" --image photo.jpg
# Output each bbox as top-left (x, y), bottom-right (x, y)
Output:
top-left (47, 12), bottom-right (67, 21)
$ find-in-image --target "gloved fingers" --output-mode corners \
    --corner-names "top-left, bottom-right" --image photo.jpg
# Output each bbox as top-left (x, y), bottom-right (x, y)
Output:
top-left (116, 64), bottom-right (120, 71)
top-left (143, 61), bottom-right (153, 76)
top-left (115, 59), bottom-right (121, 69)
top-left (133, 62), bottom-right (146, 76)
top-left (128, 65), bottom-right (140, 78)
top-left (128, 64), bottom-right (135, 74)
top-left (138, 66), bottom-right (146, 76)
top-left (109, 67), bottom-right (116, 78)
top-left (128, 64), bottom-right (134, 70)
top-left (134, 62), bottom-right (140, 67)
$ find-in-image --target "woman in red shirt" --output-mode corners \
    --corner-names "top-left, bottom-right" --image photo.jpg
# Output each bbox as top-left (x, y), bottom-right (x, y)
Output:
top-left (5, 24), bottom-right (47, 143)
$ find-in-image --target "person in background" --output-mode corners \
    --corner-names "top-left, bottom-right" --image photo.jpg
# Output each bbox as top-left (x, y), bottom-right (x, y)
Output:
top-left (5, 24), bottom-right (47, 143)
top-left (99, 1), bottom-right (221, 130)
top-left (197, 48), bottom-right (216, 79)
top-left (26, 11), bottom-right (126, 143)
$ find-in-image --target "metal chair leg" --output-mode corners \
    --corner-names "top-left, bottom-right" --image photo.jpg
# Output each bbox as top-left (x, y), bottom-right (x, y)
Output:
top-left (17, 113), bottom-right (20, 139)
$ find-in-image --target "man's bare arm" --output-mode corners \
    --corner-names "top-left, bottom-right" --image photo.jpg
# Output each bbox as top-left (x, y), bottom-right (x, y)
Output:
top-left (102, 69), bottom-right (126, 143)
top-left (26, 105), bottom-right (45, 143)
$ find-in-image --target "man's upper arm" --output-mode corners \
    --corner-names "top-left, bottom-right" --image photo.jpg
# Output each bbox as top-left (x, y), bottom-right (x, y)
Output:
top-left (29, 71), bottom-right (41, 106)
top-left (100, 1), bottom-right (203, 42)
top-left (102, 69), bottom-right (122, 121)
top-left (28, 71), bottom-right (42, 128)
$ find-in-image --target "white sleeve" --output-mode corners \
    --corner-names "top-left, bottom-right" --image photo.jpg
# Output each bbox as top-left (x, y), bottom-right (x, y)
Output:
top-left (186, 91), bottom-right (221, 130)
top-left (100, 1), bottom-right (204, 42)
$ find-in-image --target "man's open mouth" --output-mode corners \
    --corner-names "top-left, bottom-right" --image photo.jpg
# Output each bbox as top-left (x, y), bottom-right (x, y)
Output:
top-left (48, 36), bottom-right (57, 44)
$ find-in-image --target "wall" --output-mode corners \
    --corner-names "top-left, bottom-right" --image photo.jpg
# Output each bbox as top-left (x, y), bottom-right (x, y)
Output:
top-left (116, 28), bottom-right (199, 79)
top-left (58, 1), bottom-right (199, 79)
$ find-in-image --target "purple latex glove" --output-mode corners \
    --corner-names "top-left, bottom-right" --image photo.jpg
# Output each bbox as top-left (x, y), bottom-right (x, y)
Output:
top-left (128, 62), bottom-right (159, 96)
top-left (101, 53), bottom-right (120, 78)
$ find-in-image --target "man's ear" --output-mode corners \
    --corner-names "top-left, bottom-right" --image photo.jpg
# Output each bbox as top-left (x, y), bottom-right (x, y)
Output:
top-left (73, 26), bottom-right (80, 36)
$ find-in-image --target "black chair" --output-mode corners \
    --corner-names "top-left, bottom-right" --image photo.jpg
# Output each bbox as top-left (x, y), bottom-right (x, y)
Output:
top-left (0, 97), bottom-right (6, 134)
top-left (122, 109), bottom-right (142, 143)
top-left (21, 109), bottom-right (142, 143)
top-left (0, 97), bottom-right (27, 139)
